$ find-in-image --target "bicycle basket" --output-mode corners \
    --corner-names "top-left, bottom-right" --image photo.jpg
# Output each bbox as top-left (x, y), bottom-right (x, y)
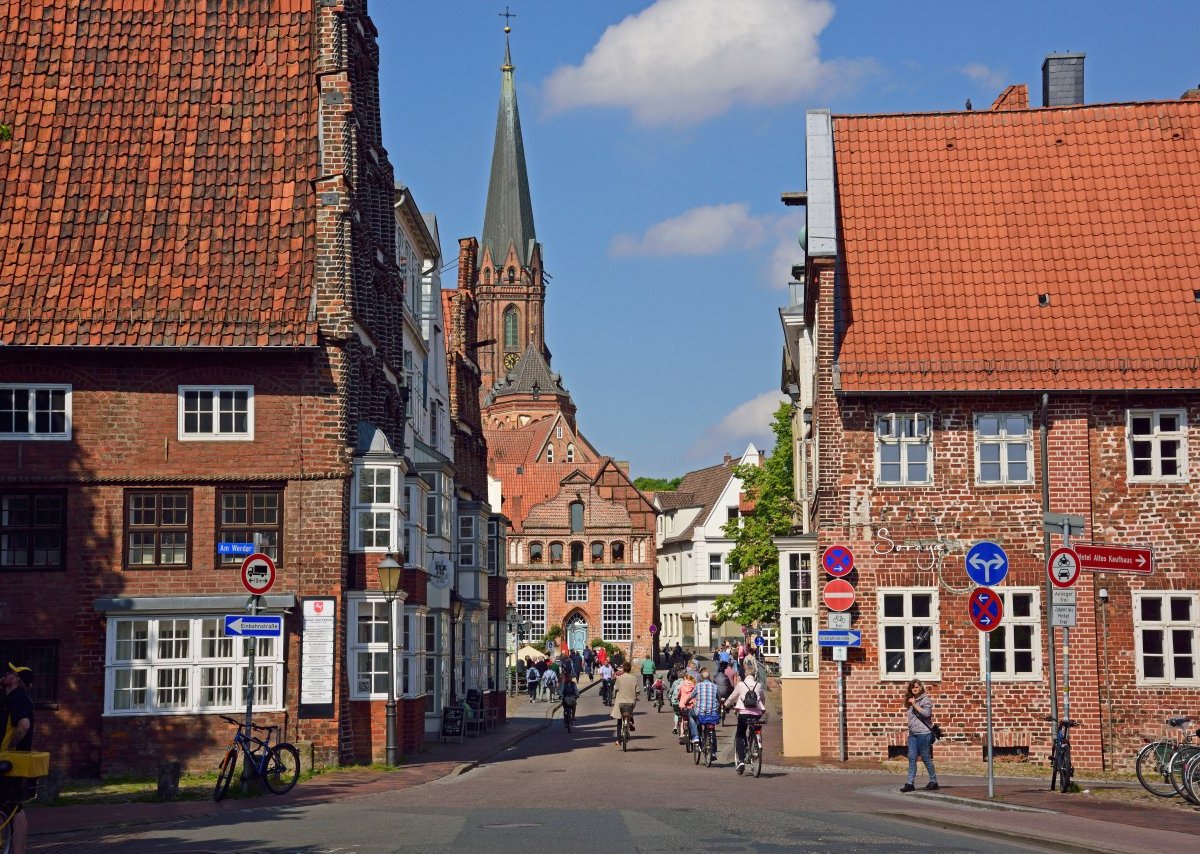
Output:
top-left (697, 712), bottom-right (720, 726)
top-left (0, 750), bottom-right (49, 779)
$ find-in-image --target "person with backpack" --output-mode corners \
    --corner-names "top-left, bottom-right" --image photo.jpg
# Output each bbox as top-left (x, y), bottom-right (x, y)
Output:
top-left (560, 673), bottom-right (580, 730)
top-left (526, 660), bottom-right (540, 702)
top-left (724, 657), bottom-right (765, 773)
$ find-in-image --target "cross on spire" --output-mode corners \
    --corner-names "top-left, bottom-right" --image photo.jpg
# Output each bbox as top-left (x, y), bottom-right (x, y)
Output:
top-left (499, 6), bottom-right (516, 33)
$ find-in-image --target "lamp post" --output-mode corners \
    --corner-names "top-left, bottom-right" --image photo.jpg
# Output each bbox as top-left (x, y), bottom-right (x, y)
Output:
top-left (505, 603), bottom-right (519, 695)
top-left (378, 554), bottom-right (404, 767)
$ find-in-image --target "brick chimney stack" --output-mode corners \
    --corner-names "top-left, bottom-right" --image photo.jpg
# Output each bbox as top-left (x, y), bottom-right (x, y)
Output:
top-left (723, 453), bottom-right (733, 464)
top-left (1042, 53), bottom-right (1085, 107)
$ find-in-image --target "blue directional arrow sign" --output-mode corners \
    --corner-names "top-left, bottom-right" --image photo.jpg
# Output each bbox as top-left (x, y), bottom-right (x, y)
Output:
top-left (223, 615), bottom-right (283, 638)
top-left (965, 541), bottom-right (1009, 587)
top-left (817, 629), bottom-right (862, 647)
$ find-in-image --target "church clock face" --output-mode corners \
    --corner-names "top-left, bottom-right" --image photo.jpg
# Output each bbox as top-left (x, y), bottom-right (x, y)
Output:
top-left (504, 352), bottom-right (519, 372)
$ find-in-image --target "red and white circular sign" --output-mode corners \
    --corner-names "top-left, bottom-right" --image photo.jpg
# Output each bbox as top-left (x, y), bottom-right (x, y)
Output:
top-left (240, 553), bottom-right (277, 596)
top-left (823, 578), bottom-right (856, 612)
top-left (1048, 547), bottom-right (1081, 589)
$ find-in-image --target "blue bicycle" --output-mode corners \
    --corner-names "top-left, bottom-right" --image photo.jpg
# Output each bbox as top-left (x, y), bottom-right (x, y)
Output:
top-left (1045, 713), bottom-right (1078, 792)
top-left (214, 715), bottom-right (300, 801)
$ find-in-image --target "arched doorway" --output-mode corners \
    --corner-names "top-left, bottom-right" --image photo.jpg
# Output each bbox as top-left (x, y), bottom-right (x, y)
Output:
top-left (565, 612), bottom-right (588, 652)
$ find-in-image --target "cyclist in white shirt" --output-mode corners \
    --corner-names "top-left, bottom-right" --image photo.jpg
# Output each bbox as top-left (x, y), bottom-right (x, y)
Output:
top-left (597, 662), bottom-right (615, 704)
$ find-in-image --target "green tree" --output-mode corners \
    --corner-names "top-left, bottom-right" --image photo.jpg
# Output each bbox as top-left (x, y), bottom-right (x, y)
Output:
top-left (711, 402), bottom-right (795, 626)
top-left (633, 475), bottom-right (682, 492)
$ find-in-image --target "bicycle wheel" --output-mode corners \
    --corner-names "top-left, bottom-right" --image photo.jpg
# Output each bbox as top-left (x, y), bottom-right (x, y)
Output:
top-left (750, 731), bottom-right (763, 778)
top-left (1058, 743), bottom-right (1073, 793)
top-left (621, 719), bottom-right (629, 752)
top-left (564, 707), bottom-right (573, 733)
top-left (214, 747), bottom-right (238, 802)
top-left (1181, 749), bottom-right (1200, 805)
top-left (263, 743), bottom-right (300, 795)
top-left (693, 730), bottom-right (701, 765)
top-left (1168, 745), bottom-right (1200, 798)
top-left (704, 730), bottom-right (714, 767)
top-left (1137, 740), bottom-right (1179, 797)
top-left (0, 806), bottom-right (13, 854)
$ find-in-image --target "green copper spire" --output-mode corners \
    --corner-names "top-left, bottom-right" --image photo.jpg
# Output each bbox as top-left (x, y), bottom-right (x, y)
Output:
top-left (482, 23), bottom-right (536, 265)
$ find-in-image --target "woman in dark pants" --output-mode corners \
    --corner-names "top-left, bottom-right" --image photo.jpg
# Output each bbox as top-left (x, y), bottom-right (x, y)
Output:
top-left (901, 678), bottom-right (939, 792)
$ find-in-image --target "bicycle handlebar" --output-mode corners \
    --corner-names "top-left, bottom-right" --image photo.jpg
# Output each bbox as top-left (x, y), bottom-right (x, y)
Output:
top-left (219, 714), bottom-right (279, 735)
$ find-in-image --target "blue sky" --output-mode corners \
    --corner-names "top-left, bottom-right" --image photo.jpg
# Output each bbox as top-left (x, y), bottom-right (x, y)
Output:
top-left (373, 0), bottom-right (1200, 480)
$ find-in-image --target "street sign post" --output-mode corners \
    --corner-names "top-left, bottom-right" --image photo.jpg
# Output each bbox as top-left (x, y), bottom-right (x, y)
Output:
top-left (817, 629), bottom-right (862, 647)
top-left (965, 541), bottom-right (1009, 587)
top-left (822, 579), bottom-right (856, 612)
top-left (1075, 543), bottom-right (1154, 575)
top-left (240, 553), bottom-right (277, 596)
top-left (822, 545), bottom-right (855, 577)
top-left (1051, 605), bottom-right (1077, 628)
top-left (754, 635), bottom-right (765, 648)
top-left (1043, 512), bottom-right (1085, 536)
top-left (1048, 547), bottom-right (1081, 588)
top-left (827, 613), bottom-right (851, 630)
top-left (224, 615), bottom-right (283, 637)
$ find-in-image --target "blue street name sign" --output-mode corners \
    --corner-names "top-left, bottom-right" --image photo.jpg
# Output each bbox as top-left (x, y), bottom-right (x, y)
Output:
top-left (223, 615), bottom-right (283, 638)
top-left (965, 541), bottom-right (1009, 587)
top-left (218, 542), bottom-right (256, 556)
top-left (817, 629), bottom-right (862, 647)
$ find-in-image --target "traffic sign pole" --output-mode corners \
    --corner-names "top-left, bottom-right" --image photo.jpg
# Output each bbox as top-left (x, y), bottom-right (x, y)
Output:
top-left (986, 631), bottom-right (995, 799)
top-left (244, 592), bottom-right (262, 779)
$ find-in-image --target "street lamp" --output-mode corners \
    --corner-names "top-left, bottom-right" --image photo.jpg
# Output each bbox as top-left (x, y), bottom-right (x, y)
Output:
top-left (378, 554), bottom-right (404, 767)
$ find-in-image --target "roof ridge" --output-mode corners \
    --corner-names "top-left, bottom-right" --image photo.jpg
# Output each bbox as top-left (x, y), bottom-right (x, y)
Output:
top-left (833, 98), bottom-right (1200, 120)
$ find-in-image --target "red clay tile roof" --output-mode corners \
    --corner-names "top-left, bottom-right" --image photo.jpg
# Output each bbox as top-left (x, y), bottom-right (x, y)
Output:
top-left (832, 99), bottom-right (1200, 392)
top-left (0, 1), bottom-right (317, 347)
top-left (989, 84), bottom-right (1028, 111)
top-left (491, 461), bottom-right (603, 532)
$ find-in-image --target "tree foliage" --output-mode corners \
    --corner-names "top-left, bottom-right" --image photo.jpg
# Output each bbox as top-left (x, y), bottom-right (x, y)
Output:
top-left (711, 403), bottom-right (796, 627)
top-left (634, 475), bottom-right (682, 492)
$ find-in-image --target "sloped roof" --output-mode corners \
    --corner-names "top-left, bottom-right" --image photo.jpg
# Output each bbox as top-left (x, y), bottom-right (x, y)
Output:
top-left (481, 35), bottom-right (537, 266)
top-left (484, 341), bottom-right (570, 405)
top-left (831, 99), bottom-right (1200, 392)
top-left (655, 491), bottom-right (697, 511)
top-left (662, 459), bottom-right (737, 545)
top-left (486, 417), bottom-right (554, 465)
top-left (0, 1), bottom-right (318, 348)
top-left (491, 461), bottom-right (603, 531)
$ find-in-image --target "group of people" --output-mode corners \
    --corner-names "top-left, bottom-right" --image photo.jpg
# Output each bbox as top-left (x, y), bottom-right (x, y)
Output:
top-left (665, 654), bottom-right (765, 772)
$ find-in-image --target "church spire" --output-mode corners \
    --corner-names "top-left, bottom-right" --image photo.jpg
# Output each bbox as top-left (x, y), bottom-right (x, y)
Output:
top-left (482, 17), bottom-right (536, 265)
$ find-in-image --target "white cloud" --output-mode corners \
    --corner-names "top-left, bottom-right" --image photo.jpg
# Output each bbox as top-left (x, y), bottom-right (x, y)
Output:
top-left (544, 0), bottom-right (863, 126)
top-left (962, 63), bottom-right (1008, 91)
top-left (687, 391), bottom-right (788, 461)
top-left (611, 204), bottom-right (806, 288)
top-left (611, 203), bottom-right (768, 257)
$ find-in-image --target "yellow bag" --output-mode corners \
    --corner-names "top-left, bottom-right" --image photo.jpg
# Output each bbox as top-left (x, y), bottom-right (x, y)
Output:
top-left (0, 750), bottom-right (49, 779)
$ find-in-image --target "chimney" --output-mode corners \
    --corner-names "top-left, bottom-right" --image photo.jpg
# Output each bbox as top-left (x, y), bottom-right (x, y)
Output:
top-left (1042, 53), bottom-right (1085, 107)
top-left (723, 453), bottom-right (733, 465)
top-left (1182, 85), bottom-right (1200, 101)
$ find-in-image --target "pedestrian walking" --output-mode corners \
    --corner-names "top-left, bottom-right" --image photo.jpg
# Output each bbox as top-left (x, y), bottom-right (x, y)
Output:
top-left (526, 661), bottom-right (540, 702)
top-left (900, 678), bottom-right (939, 792)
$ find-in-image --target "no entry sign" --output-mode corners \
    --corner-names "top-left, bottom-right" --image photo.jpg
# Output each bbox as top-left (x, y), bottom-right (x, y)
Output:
top-left (822, 578), bottom-right (856, 612)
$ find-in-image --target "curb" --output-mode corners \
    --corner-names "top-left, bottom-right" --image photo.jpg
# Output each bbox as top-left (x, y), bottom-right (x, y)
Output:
top-left (876, 810), bottom-right (1145, 854)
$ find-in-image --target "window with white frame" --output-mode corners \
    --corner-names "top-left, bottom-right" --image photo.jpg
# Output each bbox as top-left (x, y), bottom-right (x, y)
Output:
top-left (783, 552), bottom-right (817, 675)
top-left (566, 581), bottom-right (588, 602)
top-left (878, 589), bottom-right (939, 679)
top-left (975, 413), bottom-right (1032, 485)
top-left (423, 471), bottom-right (452, 540)
top-left (983, 588), bottom-right (1040, 679)
top-left (709, 553), bottom-right (722, 581)
top-left (353, 464), bottom-right (398, 551)
top-left (178, 386), bottom-right (253, 440)
top-left (545, 444), bottom-right (554, 463)
top-left (1128, 410), bottom-right (1187, 482)
top-left (403, 480), bottom-right (426, 561)
top-left (487, 518), bottom-right (500, 576)
top-left (348, 597), bottom-right (399, 698)
top-left (400, 608), bottom-right (425, 698)
top-left (458, 515), bottom-right (477, 568)
top-left (759, 626), bottom-right (779, 657)
top-left (602, 582), bottom-right (633, 642)
top-left (0, 384), bottom-right (71, 440)
top-left (787, 552), bottom-right (815, 610)
top-left (106, 616), bottom-right (281, 714)
top-left (876, 413), bottom-right (932, 485)
top-left (1135, 592), bottom-right (1199, 685)
top-left (789, 615), bottom-right (814, 673)
top-left (566, 443), bottom-right (575, 463)
top-left (515, 583), bottom-right (546, 640)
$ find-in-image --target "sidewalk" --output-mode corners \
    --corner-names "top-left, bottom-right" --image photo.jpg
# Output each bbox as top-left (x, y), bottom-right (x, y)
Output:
top-left (32, 700), bottom-right (559, 846)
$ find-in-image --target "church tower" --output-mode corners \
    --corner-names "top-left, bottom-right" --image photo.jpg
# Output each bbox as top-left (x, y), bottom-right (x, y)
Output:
top-left (474, 27), bottom-right (548, 395)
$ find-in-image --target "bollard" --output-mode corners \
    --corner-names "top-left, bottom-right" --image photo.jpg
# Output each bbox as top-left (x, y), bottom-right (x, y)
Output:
top-left (37, 767), bottom-right (68, 805)
top-left (156, 760), bottom-right (181, 801)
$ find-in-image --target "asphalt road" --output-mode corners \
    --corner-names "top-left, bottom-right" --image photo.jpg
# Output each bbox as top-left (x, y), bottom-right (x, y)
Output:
top-left (48, 688), bottom-right (1055, 853)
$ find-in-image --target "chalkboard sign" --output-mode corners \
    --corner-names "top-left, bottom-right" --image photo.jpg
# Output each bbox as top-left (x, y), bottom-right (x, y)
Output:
top-left (465, 689), bottom-right (483, 712)
top-left (440, 705), bottom-right (466, 743)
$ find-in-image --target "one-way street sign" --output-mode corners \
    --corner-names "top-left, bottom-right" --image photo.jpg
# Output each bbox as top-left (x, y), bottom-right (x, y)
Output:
top-left (224, 615), bottom-right (283, 637)
top-left (1075, 543), bottom-right (1154, 576)
top-left (817, 629), bottom-right (862, 647)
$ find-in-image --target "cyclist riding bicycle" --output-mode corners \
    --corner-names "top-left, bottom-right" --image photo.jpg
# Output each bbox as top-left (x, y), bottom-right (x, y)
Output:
top-left (689, 669), bottom-right (721, 756)
top-left (724, 657), bottom-right (766, 774)
top-left (597, 661), bottom-right (615, 705)
top-left (610, 661), bottom-right (640, 746)
top-left (560, 674), bottom-right (579, 728)
top-left (640, 656), bottom-right (656, 692)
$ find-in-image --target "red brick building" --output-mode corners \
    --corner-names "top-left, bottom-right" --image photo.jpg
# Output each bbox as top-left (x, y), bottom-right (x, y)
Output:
top-left (0, 1), bottom-right (428, 774)
top-left (459, 32), bottom-right (657, 659)
top-left (781, 58), bottom-right (1200, 770)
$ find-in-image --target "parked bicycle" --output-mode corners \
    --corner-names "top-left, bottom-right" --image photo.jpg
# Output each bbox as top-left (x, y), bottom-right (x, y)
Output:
top-left (214, 715), bottom-right (300, 801)
top-left (1136, 716), bottom-right (1198, 798)
top-left (1179, 738), bottom-right (1200, 805)
top-left (1044, 713), bottom-right (1078, 793)
top-left (739, 717), bottom-right (764, 777)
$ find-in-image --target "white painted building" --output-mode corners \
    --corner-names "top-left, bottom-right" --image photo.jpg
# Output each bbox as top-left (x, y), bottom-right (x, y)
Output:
top-left (655, 444), bottom-right (761, 653)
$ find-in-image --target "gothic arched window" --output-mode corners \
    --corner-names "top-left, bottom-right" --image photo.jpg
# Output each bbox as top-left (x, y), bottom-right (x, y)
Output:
top-left (503, 306), bottom-right (519, 349)
top-left (566, 443), bottom-right (575, 463)
top-left (545, 444), bottom-right (554, 463)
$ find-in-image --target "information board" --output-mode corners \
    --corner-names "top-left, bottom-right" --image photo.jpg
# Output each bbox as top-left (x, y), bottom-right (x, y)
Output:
top-left (300, 597), bottom-right (336, 718)
top-left (440, 705), bottom-right (466, 742)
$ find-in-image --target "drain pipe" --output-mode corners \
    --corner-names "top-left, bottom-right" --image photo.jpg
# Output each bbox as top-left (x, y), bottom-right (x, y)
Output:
top-left (1041, 394), bottom-right (1059, 726)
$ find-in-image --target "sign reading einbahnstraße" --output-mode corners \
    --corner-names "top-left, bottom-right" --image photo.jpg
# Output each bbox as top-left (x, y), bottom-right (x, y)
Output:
top-left (1075, 543), bottom-right (1154, 576)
